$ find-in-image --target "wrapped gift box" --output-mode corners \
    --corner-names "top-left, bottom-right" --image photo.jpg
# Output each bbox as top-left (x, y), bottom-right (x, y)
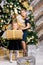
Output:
top-left (6, 30), bottom-right (23, 40)
top-left (17, 56), bottom-right (35, 65)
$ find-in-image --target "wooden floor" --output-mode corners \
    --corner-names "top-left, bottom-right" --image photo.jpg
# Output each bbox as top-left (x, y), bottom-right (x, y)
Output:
top-left (0, 47), bottom-right (23, 60)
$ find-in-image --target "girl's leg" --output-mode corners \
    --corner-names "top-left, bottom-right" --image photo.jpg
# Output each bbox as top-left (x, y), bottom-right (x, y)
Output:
top-left (15, 50), bottom-right (19, 59)
top-left (21, 41), bottom-right (27, 56)
top-left (9, 50), bottom-right (13, 62)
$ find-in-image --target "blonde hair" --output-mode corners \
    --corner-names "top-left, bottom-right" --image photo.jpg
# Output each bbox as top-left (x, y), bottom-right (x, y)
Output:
top-left (11, 13), bottom-right (19, 29)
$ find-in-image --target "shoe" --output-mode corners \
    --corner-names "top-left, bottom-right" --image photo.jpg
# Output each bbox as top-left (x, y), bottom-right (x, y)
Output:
top-left (23, 51), bottom-right (27, 57)
top-left (10, 60), bottom-right (13, 63)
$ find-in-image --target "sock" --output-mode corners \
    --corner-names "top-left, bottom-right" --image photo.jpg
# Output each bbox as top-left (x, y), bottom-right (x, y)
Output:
top-left (10, 50), bottom-right (13, 62)
top-left (15, 50), bottom-right (19, 59)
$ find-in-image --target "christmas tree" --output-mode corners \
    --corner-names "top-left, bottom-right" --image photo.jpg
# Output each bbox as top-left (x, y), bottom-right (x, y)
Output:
top-left (0, 0), bottom-right (38, 48)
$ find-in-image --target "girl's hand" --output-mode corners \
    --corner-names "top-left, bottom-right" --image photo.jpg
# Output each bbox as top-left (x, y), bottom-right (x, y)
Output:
top-left (19, 23), bottom-right (31, 30)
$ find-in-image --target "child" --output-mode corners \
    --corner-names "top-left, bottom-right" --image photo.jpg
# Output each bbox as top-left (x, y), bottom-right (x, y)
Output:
top-left (16, 8), bottom-right (31, 56)
top-left (9, 15), bottom-right (19, 63)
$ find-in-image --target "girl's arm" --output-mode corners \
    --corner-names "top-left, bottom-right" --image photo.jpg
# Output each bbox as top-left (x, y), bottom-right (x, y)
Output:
top-left (21, 23), bottom-right (31, 30)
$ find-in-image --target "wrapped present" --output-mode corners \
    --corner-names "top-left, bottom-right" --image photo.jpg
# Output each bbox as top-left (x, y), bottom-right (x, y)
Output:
top-left (17, 56), bottom-right (35, 65)
top-left (6, 30), bottom-right (13, 40)
top-left (6, 30), bottom-right (23, 40)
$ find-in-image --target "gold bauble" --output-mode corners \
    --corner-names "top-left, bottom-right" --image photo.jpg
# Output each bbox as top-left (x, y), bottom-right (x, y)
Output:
top-left (0, 25), bottom-right (2, 27)
top-left (5, 15), bottom-right (7, 18)
top-left (14, 8), bottom-right (18, 14)
top-left (10, 2), bottom-right (13, 5)
top-left (2, 26), bottom-right (5, 31)
top-left (10, 5), bottom-right (13, 8)
top-left (5, 25), bottom-right (9, 29)
top-left (31, 18), bottom-right (34, 21)
top-left (32, 36), bottom-right (34, 39)
top-left (19, 0), bottom-right (21, 2)
top-left (28, 6), bottom-right (33, 11)
top-left (27, 37), bottom-right (30, 42)
top-left (6, 9), bottom-right (9, 13)
top-left (1, 20), bottom-right (4, 22)
top-left (22, 1), bottom-right (29, 9)
top-left (28, 29), bottom-right (31, 32)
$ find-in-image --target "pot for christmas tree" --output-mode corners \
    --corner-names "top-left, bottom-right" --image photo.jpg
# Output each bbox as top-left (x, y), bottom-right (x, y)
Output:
top-left (27, 45), bottom-right (36, 57)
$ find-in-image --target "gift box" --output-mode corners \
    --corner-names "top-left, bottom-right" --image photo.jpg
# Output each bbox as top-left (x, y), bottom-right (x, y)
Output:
top-left (6, 30), bottom-right (23, 40)
top-left (17, 56), bottom-right (35, 65)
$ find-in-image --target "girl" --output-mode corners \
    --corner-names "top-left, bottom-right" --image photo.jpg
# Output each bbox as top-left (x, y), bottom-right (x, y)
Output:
top-left (16, 8), bottom-right (31, 56)
top-left (8, 15), bottom-right (20, 63)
